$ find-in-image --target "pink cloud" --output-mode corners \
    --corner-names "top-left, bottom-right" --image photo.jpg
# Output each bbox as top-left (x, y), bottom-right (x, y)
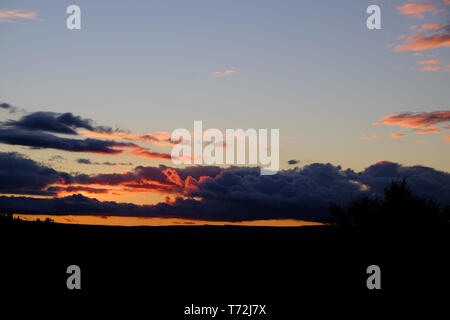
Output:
top-left (391, 133), bottom-right (406, 138)
top-left (442, 135), bottom-right (450, 143)
top-left (0, 9), bottom-right (39, 22)
top-left (374, 111), bottom-right (450, 134)
top-left (414, 127), bottom-right (441, 134)
top-left (394, 35), bottom-right (450, 51)
top-left (213, 70), bottom-right (238, 77)
top-left (361, 134), bottom-right (380, 140)
top-left (421, 23), bottom-right (440, 30)
top-left (417, 59), bottom-right (439, 64)
top-left (394, 21), bottom-right (450, 52)
top-left (396, 3), bottom-right (437, 19)
top-left (417, 65), bottom-right (441, 71)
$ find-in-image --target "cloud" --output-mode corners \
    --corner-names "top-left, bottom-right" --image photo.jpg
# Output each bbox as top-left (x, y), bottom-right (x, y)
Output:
top-left (0, 102), bottom-right (18, 113)
top-left (1, 160), bottom-right (449, 221)
top-left (79, 130), bottom-right (175, 146)
top-left (396, 3), bottom-right (437, 19)
top-left (0, 128), bottom-right (134, 154)
top-left (4, 111), bottom-right (114, 135)
top-left (394, 21), bottom-right (450, 52)
top-left (0, 152), bottom-right (70, 196)
top-left (0, 105), bottom-right (178, 161)
top-left (417, 59), bottom-right (439, 64)
top-left (47, 186), bottom-right (109, 195)
top-left (391, 133), bottom-right (406, 138)
top-left (417, 65), bottom-right (441, 71)
top-left (0, 117), bottom-right (173, 160)
top-left (49, 155), bottom-right (65, 162)
top-left (414, 127), bottom-right (441, 134)
top-left (126, 145), bottom-right (174, 160)
top-left (76, 158), bottom-right (133, 166)
top-left (1, 152), bottom-right (449, 221)
top-left (395, 35), bottom-right (450, 51)
top-left (69, 164), bottom-right (222, 195)
top-left (421, 23), bottom-right (441, 30)
top-left (287, 160), bottom-right (299, 165)
top-left (213, 70), bottom-right (238, 77)
top-left (374, 111), bottom-right (450, 134)
top-left (361, 134), bottom-right (380, 140)
top-left (0, 9), bottom-right (39, 22)
top-left (443, 135), bottom-right (450, 143)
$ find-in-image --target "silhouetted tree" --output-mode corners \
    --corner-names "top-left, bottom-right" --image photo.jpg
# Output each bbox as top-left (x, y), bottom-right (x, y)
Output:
top-left (44, 217), bottom-right (54, 224)
top-left (330, 179), bottom-right (447, 229)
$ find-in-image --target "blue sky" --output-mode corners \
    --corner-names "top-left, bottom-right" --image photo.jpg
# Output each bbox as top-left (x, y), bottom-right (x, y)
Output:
top-left (1, 0), bottom-right (449, 173)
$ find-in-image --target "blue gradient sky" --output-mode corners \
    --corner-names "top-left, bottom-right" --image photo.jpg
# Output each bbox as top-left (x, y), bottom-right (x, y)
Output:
top-left (1, 0), bottom-right (449, 174)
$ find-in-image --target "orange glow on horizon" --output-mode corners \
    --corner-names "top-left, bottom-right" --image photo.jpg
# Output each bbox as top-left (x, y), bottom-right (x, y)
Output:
top-left (13, 214), bottom-right (324, 227)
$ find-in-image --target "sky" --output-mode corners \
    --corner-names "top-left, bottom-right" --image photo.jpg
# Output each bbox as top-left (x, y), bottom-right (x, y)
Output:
top-left (0, 0), bottom-right (449, 225)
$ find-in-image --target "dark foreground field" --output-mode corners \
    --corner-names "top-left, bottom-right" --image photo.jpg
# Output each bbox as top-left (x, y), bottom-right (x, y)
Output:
top-left (1, 220), bottom-right (448, 316)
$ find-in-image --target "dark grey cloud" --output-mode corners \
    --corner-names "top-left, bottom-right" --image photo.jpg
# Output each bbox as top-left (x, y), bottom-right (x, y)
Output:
top-left (77, 158), bottom-right (93, 164)
top-left (46, 186), bottom-right (109, 194)
top-left (4, 111), bottom-right (113, 135)
top-left (0, 152), bottom-right (70, 196)
top-left (0, 103), bottom-right (13, 111)
top-left (0, 128), bottom-right (133, 154)
top-left (287, 159), bottom-right (299, 165)
top-left (49, 155), bottom-right (65, 162)
top-left (1, 152), bottom-right (449, 221)
top-left (76, 158), bottom-right (133, 166)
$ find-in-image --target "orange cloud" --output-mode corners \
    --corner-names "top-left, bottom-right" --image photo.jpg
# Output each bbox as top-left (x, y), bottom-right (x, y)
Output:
top-left (418, 59), bottom-right (439, 65)
top-left (0, 9), bottom-right (39, 22)
top-left (417, 65), bottom-right (441, 71)
top-left (443, 135), bottom-right (450, 143)
top-left (396, 3), bottom-right (436, 19)
top-left (123, 145), bottom-right (173, 160)
top-left (391, 133), bottom-right (406, 138)
top-left (374, 111), bottom-right (450, 134)
top-left (444, 0), bottom-right (450, 5)
top-left (361, 134), bottom-right (380, 140)
top-left (421, 23), bottom-right (440, 30)
top-left (213, 70), bottom-right (238, 77)
top-left (415, 127), bottom-right (441, 134)
top-left (79, 130), bottom-right (175, 146)
top-left (395, 35), bottom-right (450, 51)
top-left (394, 21), bottom-right (450, 52)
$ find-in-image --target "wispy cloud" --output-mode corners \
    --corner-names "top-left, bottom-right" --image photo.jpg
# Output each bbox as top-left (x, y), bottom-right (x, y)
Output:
top-left (417, 59), bottom-right (440, 64)
top-left (443, 135), bottom-right (450, 143)
top-left (391, 133), bottom-right (406, 138)
top-left (417, 65), bottom-right (441, 71)
top-left (76, 158), bottom-right (133, 166)
top-left (421, 23), bottom-right (441, 30)
top-left (374, 111), bottom-right (450, 134)
top-left (0, 9), bottom-right (40, 23)
top-left (396, 3), bottom-right (437, 19)
top-left (394, 22), bottom-right (450, 52)
top-left (213, 69), bottom-right (238, 77)
top-left (79, 130), bottom-right (175, 146)
top-left (361, 134), bottom-right (380, 140)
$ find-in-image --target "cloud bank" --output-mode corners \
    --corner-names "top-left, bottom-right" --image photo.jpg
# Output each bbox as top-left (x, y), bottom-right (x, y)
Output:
top-left (1, 152), bottom-right (449, 222)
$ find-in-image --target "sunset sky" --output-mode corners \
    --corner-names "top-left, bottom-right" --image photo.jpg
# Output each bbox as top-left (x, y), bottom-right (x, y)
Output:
top-left (0, 0), bottom-right (449, 225)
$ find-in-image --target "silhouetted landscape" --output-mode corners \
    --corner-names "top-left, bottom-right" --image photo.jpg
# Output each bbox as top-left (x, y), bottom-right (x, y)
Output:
top-left (1, 180), bottom-right (448, 315)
